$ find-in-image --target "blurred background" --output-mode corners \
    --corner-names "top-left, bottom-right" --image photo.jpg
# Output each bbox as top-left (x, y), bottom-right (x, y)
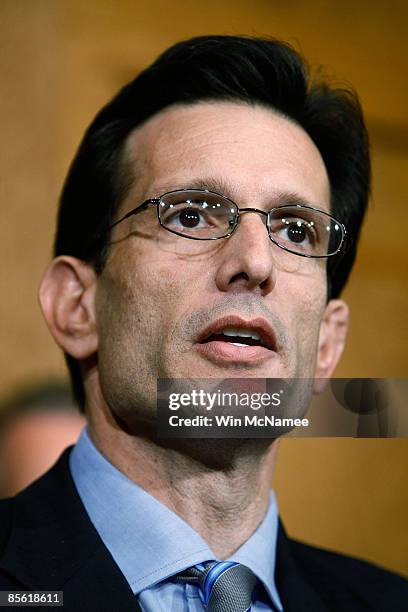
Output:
top-left (0, 0), bottom-right (407, 575)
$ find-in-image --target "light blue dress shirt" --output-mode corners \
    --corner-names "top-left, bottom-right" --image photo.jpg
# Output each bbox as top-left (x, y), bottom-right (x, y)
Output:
top-left (70, 428), bottom-right (283, 611)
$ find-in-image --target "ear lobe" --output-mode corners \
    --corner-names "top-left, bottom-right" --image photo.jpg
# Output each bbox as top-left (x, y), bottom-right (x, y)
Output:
top-left (38, 256), bottom-right (98, 359)
top-left (313, 299), bottom-right (349, 394)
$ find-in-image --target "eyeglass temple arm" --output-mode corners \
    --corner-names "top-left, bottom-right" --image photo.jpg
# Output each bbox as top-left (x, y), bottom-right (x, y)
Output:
top-left (109, 198), bottom-right (160, 230)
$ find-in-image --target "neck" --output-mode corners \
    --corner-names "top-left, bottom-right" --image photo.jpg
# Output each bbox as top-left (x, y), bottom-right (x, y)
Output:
top-left (87, 395), bottom-right (278, 558)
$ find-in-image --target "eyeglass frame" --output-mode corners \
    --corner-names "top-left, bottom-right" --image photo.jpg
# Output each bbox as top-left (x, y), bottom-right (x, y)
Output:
top-left (108, 188), bottom-right (347, 259)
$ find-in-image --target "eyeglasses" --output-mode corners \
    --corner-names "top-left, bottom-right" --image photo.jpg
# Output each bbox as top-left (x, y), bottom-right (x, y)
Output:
top-left (109, 188), bottom-right (347, 258)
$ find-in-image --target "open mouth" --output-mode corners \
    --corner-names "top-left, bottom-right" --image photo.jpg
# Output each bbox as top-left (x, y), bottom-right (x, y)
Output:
top-left (201, 326), bottom-right (270, 349)
top-left (195, 316), bottom-right (277, 364)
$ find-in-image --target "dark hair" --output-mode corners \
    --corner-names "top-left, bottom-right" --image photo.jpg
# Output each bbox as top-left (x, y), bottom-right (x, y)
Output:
top-left (0, 380), bottom-right (76, 429)
top-left (54, 35), bottom-right (370, 410)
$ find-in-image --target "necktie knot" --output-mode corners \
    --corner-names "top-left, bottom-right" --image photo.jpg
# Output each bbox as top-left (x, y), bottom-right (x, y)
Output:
top-left (174, 560), bottom-right (257, 611)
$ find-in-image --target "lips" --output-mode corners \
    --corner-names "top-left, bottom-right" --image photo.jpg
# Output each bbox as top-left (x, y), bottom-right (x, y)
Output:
top-left (196, 316), bottom-right (277, 350)
top-left (194, 315), bottom-right (277, 365)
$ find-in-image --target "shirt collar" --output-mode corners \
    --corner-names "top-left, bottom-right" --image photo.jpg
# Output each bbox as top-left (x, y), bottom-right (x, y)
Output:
top-left (70, 428), bottom-right (282, 609)
top-left (229, 491), bottom-right (281, 608)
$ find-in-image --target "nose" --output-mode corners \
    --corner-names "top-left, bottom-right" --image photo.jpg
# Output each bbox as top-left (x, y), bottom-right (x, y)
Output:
top-left (215, 210), bottom-right (276, 296)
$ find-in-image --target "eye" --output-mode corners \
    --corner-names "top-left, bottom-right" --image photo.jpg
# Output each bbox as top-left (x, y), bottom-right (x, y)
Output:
top-left (163, 204), bottom-right (212, 229)
top-left (271, 216), bottom-right (317, 246)
top-left (158, 190), bottom-right (237, 239)
top-left (282, 219), bottom-right (315, 244)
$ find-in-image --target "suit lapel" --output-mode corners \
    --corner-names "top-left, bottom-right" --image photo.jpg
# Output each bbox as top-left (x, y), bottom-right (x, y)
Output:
top-left (0, 449), bottom-right (141, 611)
top-left (275, 521), bottom-right (329, 611)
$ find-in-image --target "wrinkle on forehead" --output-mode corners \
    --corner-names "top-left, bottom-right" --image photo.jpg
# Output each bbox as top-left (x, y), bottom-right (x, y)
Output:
top-left (120, 101), bottom-right (330, 214)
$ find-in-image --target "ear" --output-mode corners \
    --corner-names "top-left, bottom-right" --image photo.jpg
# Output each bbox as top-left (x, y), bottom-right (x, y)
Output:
top-left (38, 256), bottom-right (98, 359)
top-left (313, 299), bottom-right (349, 394)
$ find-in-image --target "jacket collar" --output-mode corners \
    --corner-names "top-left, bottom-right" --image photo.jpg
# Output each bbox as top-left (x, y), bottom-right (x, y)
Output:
top-left (275, 521), bottom-right (329, 611)
top-left (0, 448), bottom-right (141, 611)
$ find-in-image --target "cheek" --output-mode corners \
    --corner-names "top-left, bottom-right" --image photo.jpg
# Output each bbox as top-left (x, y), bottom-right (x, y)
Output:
top-left (98, 246), bottom-right (195, 349)
top-left (279, 264), bottom-right (326, 360)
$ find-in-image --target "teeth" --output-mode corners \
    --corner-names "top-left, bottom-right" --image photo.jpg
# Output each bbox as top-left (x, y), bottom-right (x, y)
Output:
top-left (231, 342), bottom-right (249, 347)
top-left (221, 327), bottom-right (261, 342)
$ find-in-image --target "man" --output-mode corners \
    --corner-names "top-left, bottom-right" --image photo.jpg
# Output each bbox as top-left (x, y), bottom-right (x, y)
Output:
top-left (0, 35), bottom-right (406, 611)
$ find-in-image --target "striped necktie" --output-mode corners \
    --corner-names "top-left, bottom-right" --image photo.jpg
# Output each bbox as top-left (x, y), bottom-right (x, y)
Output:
top-left (174, 560), bottom-right (257, 611)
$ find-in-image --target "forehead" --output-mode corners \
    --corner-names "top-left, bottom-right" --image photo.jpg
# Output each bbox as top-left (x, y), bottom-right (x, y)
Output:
top-left (121, 101), bottom-right (330, 210)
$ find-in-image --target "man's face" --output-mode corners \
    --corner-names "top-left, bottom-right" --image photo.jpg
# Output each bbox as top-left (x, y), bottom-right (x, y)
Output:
top-left (95, 101), bottom-right (332, 423)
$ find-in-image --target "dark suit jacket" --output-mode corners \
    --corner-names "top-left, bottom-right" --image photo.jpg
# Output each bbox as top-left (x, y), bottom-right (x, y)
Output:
top-left (0, 449), bottom-right (407, 611)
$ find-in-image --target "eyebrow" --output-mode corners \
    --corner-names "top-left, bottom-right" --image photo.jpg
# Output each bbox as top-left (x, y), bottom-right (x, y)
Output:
top-left (151, 177), bottom-right (233, 199)
top-left (149, 176), bottom-right (325, 211)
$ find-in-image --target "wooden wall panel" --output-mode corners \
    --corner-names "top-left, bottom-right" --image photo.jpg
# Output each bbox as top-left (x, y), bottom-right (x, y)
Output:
top-left (1, 0), bottom-right (407, 576)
